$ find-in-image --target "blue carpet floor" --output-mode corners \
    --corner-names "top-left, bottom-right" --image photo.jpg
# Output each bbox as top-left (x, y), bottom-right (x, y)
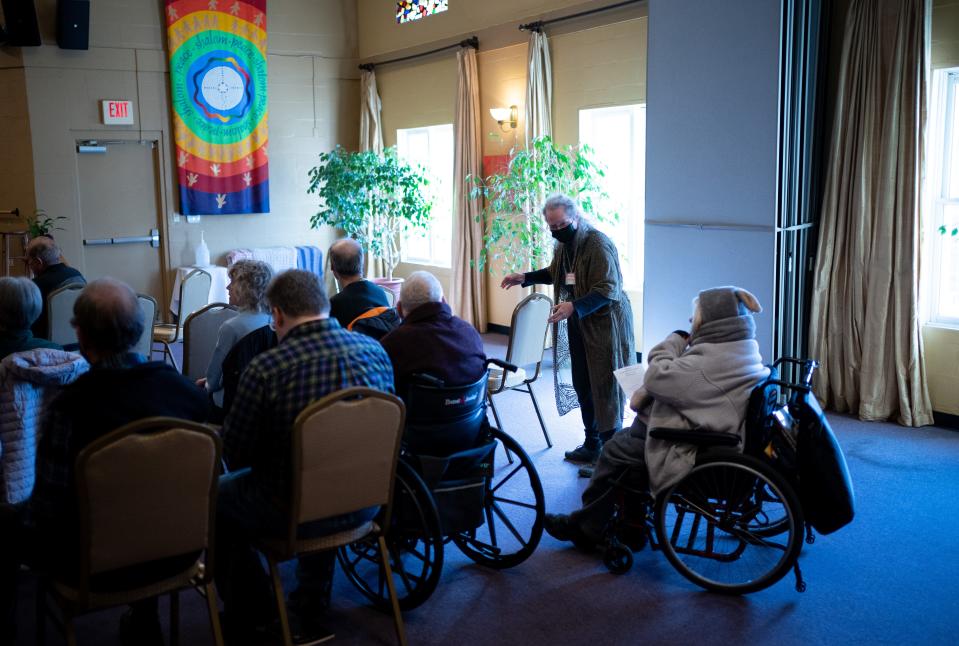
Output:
top-left (13, 334), bottom-right (959, 644)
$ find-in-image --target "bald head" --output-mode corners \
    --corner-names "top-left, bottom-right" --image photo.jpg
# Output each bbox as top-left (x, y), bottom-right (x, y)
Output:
top-left (73, 278), bottom-right (144, 358)
top-left (26, 236), bottom-right (61, 268)
top-left (329, 238), bottom-right (364, 279)
top-left (399, 271), bottom-right (443, 315)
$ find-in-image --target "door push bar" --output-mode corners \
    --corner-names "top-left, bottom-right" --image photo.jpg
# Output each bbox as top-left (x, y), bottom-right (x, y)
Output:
top-left (84, 228), bottom-right (160, 248)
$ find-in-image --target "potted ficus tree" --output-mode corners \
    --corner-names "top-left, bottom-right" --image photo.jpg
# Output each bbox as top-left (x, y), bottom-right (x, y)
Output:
top-left (307, 145), bottom-right (432, 296)
top-left (468, 135), bottom-right (613, 274)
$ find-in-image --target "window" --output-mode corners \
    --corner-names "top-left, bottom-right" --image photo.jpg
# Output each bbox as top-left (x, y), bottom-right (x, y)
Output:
top-left (396, 1), bottom-right (448, 24)
top-left (579, 104), bottom-right (646, 291)
top-left (396, 124), bottom-right (454, 268)
top-left (925, 69), bottom-right (959, 326)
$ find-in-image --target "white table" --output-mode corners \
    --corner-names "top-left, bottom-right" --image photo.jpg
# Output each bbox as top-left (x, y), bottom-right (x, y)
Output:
top-left (170, 265), bottom-right (230, 318)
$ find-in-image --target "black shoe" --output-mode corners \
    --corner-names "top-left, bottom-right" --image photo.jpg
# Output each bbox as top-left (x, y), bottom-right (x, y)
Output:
top-left (544, 513), bottom-right (577, 541)
top-left (578, 466), bottom-right (594, 478)
top-left (285, 610), bottom-right (335, 645)
top-left (564, 442), bottom-right (601, 464)
top-left (119, 609), bottom-right (164, 646)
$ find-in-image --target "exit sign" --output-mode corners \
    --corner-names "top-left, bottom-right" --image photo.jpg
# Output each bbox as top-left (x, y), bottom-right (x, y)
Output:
top-left (101, 100), bottom-right (134, 125)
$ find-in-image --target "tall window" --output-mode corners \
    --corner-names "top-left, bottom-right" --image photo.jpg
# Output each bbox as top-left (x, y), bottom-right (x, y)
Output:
top-left (925, 69), bottom-right (959, 326)
top-left (396, 124), bottom-right (454, 267)
top-left (579, 104), bottom-right (646, 290)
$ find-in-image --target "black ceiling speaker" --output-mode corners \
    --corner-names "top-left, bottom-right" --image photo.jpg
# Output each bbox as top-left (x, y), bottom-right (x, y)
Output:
top-left (56, 0), bottom-right (89, 50)
top-left (0, 0), bottom-right (41, 46)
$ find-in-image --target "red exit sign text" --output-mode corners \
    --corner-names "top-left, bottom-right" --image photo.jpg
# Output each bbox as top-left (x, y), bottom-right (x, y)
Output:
top-left (101, 100), bottom-right (135, 125)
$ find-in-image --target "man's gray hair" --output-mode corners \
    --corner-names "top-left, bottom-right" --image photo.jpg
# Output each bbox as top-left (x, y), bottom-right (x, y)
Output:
top-left (0, 277), bottom-right (42, 331)
top-left (329, 238), bottom-right (364, 277)
top-left (26, 237), bottom-right (62, 266)
top-left (400, 271), bottom-right (443, 314)
top-left (228, 259), bottom-right (273, 313)
top-left (267, 269), bottom-right (330, 317)
top-left (73, 278), bottom-right (144, 356)
top-left (541, 193), bottom-right (584, 221)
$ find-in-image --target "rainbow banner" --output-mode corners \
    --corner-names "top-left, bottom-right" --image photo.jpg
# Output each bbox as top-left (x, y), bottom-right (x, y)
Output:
top-left (165, 0), bottom-right (269, 215)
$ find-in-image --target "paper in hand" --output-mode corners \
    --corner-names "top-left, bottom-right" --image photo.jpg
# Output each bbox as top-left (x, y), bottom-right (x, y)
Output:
top-left (614, 363), bottom-right (646, 398)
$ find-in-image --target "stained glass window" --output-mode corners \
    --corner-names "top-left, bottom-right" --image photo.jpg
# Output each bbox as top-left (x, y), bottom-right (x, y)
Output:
top-left (396, 1), bottom-right (448, 24)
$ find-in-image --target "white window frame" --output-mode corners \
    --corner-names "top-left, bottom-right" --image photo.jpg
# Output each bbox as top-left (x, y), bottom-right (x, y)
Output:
top-left (924, 68), bottom-right (959, 327)
top-left (396, 123), bottom-right (454, 268)
top-left (578, 103), bottom-right (646, 291)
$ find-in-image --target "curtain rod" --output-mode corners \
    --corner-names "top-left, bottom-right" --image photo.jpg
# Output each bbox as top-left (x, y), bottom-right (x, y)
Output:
top-left (519, 0), bottom-right (643, 32)
top-left (359, 36), bottom-right (479, 71)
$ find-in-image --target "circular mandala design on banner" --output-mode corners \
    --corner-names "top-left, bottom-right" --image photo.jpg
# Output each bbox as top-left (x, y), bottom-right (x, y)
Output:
top-left (190, 53), bottom-right (254, 124)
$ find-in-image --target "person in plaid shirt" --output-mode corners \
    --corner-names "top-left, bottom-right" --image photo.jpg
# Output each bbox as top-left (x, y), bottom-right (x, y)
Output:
top-left (216, 269), bottom-right (394, 642)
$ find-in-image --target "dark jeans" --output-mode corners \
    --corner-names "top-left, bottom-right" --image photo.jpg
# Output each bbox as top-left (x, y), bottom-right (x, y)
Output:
top-left (570, 418), bottom-right (649, 539)
top-left (567, 315), bottom-right (596, 438)
top-left (215, 468), bottom-right (377, 625)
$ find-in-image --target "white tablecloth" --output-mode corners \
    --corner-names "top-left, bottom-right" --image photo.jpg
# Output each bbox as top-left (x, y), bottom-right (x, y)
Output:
top-left (170, 265), bottom-right (230, 318)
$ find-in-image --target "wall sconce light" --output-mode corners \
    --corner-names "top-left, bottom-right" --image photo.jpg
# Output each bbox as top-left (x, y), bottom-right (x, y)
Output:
top-left (490, 105), bottom-right (518, 131)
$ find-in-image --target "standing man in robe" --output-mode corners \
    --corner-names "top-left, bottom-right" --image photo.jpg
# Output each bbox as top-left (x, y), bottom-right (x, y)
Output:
top-left (501, 193), bottom-right (635, 466)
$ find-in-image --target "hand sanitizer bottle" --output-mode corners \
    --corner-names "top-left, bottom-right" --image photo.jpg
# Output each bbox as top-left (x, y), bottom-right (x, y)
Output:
top-left (194, 230), bottom-right (211, 267)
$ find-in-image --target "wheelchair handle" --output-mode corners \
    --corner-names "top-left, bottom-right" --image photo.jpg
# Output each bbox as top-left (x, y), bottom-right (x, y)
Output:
top-left (486, 358), bottom-right (519, 373)
top-left (772, 357), bottom-right (820, 388)
top-left (410, 372), bottom-right (446, 387)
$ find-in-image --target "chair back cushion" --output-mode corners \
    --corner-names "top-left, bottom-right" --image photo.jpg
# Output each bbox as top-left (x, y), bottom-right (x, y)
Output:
top-left (133, 295), bottom-right (158, 358)
top-left (178, 270), bottom-right (213, 323)
top-left (47, 284), bottom-right (84, 346)
top-left (80, 425), bottom-right (218, 574)
top-left (294, 392), bottom-right (403, 525)
top-left (506, 294), bottom-right (551, 368)
top-left (183, 303), bottom-right (237, 380)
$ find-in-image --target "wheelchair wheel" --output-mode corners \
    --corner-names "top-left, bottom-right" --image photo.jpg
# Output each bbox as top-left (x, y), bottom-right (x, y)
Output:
top-left (451, 428), bottom-right (545, 569)
top-left (655, 453), bottom-right (803, 595)
top-left (338, 459), bottom-right (444, 611)
top-left (603, 544), bottom-right (633, 575)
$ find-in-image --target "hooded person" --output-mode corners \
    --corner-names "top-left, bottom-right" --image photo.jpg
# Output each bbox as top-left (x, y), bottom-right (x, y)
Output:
top-left (543, 285), bottom-right (770, 547)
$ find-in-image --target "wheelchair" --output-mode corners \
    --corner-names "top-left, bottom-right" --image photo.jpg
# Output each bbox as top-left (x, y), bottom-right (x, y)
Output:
top-left (599, 357), bottom-right (844, 595)
top-left (338, 359), bottom-right (546, 610)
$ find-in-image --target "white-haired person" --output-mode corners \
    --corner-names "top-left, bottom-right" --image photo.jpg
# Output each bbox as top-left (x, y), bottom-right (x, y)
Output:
top-left (0, 277), bottom-right (62, 359)
top-left (544, 286), bottom-right (770, 550)
top-left (501, 193), bottom-right (635, 466)
top-left (196, 260), bottom-right (273, 405)
top-left (380, 270), bottom-right (486, 403)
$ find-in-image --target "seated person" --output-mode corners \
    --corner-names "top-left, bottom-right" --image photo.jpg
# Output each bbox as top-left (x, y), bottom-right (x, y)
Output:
top-left (544, 286), bottom-right (770, 547)
top-left (217, 270), bottom-right (394, 642)
top-left (196, 259), bottom-right (273, 406)
top-left (0, 277), bottom-right (62, 359)
top-left (26, 278), bottom-right (210, 645)
top-left (328, 238), bottom-right (390, 328)
top-left (380, 271), bottom-right (486, 399)
top-left (25, 236), bottom-right (85, 338)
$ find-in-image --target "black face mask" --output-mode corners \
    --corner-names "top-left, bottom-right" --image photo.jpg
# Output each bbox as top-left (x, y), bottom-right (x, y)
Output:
top-left (551, 223), bottom-right (577, 244)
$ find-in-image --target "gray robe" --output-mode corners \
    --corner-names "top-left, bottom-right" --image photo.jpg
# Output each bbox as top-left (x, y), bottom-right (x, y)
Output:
top-left (547, 222), bottom-right (635, 432)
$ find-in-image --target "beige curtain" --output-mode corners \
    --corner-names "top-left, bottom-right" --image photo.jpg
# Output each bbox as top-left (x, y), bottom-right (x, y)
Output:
top-left (809, 0), bottom-right (933, 427)
top-left (359, 69), bottom-right (386, 278)
top-left (451, 47), bottom-right (487, 332)
top-left (359, 69), bottom-right (383, 154)
top-left (525, 30), bottom-right (553, 146)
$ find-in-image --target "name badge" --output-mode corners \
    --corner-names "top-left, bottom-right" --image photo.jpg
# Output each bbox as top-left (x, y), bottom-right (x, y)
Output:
top-left (565, 272), bottom-right (575, 286)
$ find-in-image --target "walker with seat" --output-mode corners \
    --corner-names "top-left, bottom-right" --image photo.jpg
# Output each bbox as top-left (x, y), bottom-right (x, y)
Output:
top-left (598, 357), bottom-right (854, 595)
top-left (338, 358), bottom-right (546, 610)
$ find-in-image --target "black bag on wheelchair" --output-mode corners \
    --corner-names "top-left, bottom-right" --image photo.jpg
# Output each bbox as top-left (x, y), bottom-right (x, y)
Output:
top-left (407, 441), bottom-right (495, 534)
top-left (795, 392), bottom-right (855, 534)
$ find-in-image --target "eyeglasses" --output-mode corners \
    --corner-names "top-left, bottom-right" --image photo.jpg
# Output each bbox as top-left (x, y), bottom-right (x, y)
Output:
top-left (547, 219), bottom-right (574, 231)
